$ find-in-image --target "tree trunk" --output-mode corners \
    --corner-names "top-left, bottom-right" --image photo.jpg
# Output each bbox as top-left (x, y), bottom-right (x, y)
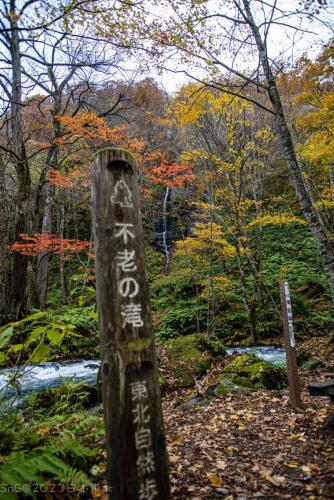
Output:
top-left (0, 156), bottom-right (7, 317)
top-left (36, 182), bottom-right (55, 309)
top-left (207, 180), bottom-right (215, 335)
top-left (329, 166), bottom-right (334, 230)
top-left (8, 169), bottom-right (31, 318)
top-left (243, 0), bottom-right (334, 303)
top-left (7, 1), bottom-right (31, 318)
top-left (236, 244), bottom-right (258, 343)
top-left (59, 188), bottom-right (68, 304)
top-left (35, 92), bottom-right (61, 309)
top-left (251, 169), bottom-right (264, 305)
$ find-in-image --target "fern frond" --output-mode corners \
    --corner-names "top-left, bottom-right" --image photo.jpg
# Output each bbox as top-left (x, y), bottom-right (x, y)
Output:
top-left (0, 440), bottom-right (94, 496)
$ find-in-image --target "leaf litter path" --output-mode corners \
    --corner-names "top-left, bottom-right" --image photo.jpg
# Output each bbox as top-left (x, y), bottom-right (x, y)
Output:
top-left (163, 373), bottom-right (334, 499)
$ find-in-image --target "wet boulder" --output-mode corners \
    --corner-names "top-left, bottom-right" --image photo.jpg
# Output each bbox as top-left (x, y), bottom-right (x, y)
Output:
top-left (222, 353), bottom-right (287, 390)
top-left (214, 377), bottom-right (249, 398)
top-left (300, 358), bottom-right (325, 371)
top-left (23, 381), bottom-right (99, 413)
top-left (165, 334), bottom-right (212, 388)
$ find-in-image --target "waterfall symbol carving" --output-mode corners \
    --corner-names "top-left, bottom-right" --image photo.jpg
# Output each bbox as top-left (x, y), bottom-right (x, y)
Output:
top-left (110, 179), bottom-right (133, 208)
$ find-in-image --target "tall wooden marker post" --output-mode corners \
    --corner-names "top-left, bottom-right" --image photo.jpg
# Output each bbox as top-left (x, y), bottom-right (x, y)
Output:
top-left (279, 281), bottom-right (302, 409)
top-left (92, 148), bottom-right (171, 500)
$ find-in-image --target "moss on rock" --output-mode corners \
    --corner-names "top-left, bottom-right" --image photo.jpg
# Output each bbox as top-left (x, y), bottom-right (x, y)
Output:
top-left (23, 382), bottom-right (99, 414)
top-left (166, 334), bottom-right (212, 388)
top-left (214, 377), bottom-right (249, 398)
top-left (300, 358), bottom-right (324, 371)
top-left (199, 334), bottom-right (226, 356)
top-left (222, 353), bottom-right (287, 390)
top-left (158, 373), bottom-right (167, 395)
top-left (297, 348), bottom-right (312, 366)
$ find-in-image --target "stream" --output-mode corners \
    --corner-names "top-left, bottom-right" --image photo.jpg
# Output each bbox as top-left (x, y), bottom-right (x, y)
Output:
top-left (0, 346), bottom-right (285, 406)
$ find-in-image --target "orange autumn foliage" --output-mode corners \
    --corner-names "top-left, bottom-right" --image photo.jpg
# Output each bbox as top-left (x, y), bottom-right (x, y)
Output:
top-left (57, 112), bottom-right (127, 145)
top-left (50, 112), bottom-right (193, 196)
top-left (148, 159), bottom-right (195, 187)
top-left (8, 233), bottom-right (92, 256)
top-left (49, 169), bottom-right (91, 189)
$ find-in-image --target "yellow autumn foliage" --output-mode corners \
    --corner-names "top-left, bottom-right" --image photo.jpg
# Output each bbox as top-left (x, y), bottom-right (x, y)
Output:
top-left (314, 199), bottom-right (334, 209)
top-left (199, 275), bottom-right (231, 299)
top-left (173, 82), bottom-right (251, 128)
top-left (175, 222), bottom-right (236, 260)
top-left (248, 213), bottom-right (306, 228)
top-left (297, 92), bottom-right (334, 167)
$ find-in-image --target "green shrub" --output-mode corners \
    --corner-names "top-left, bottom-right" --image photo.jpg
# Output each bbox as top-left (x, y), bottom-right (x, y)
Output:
top-left (0, 312), bottom-right (82, 366)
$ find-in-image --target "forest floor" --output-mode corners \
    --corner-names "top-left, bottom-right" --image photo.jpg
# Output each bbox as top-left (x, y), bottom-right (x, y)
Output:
top-left (161, 338), bottom-right (334, 499)
top-left (163, 374), bottom-right (334, 499)
top-left (3, 338), bottom-right (334, 499)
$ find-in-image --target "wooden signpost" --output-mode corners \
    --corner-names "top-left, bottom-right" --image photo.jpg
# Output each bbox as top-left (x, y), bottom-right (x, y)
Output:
top-left (92, 148), bottom-right (171, 500)
top-left (279, 281), bottom-right (302, 409)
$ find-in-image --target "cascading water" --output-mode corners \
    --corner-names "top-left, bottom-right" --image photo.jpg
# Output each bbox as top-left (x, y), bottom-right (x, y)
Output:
top-left (153, 185), bottom-right (193, 269)
top-left (0, 360), bottom-right (100, 407)
top-left (153, 186), bottom-right (172, 273)
top-left (0, 347), bottom-right (286, 407)
top-left (162, 186), bottom-right (170, 273)
top-left (225, 346), bottom-right (286, 366)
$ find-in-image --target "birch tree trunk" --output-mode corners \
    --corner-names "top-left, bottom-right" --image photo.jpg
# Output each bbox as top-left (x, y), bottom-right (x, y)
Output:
top-left (242, 0), bottom-right (334, 303)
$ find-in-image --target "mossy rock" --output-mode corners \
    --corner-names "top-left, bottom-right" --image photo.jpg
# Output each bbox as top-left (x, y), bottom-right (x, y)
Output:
top-left (158, 373), bottom-right (167, 395)
top-left (166, 334), bottom-right (212, 388)
top-left (176, 396), bottom-right (205, 411)
top-left (297, 348), bottom-right (312, 366)
top-left (300, 358), bottom-right (324, 371)
top-left (23, 382), bottom-right (99, 413)
top-left (199, 334), bottom-right (226, 356)
top-left (223, 353), bottom-right (287, 390)
top-left (214, 377), bottom-right (249, 398)
top-left (224, 331), bottom-right (248, 347)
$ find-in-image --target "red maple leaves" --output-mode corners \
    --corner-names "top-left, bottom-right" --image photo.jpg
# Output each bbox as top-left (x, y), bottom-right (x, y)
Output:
top-left (8, 233), bottom-right (92, 256)
top-left (148, 159), bottom-right (195, 188)
top-left (48, 169), bottom-right (91, 189)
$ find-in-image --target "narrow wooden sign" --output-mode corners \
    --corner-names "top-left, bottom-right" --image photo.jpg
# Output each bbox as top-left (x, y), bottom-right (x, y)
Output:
top-left (279, 281), bottom-right (302, 409)
top-left (92, 148), bottom-right (171, 500)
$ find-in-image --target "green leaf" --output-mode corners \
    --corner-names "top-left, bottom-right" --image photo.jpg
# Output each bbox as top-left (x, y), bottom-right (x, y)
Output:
top-left (0, 326), bottom-right (14, 349)
top-left (47, 329), bottom-right (65, 346)
top-left (31, 343), bottom-right (51, 362)
top-left (78, 296), bottom-right (86, 307)
top-left (9, 344), bottom-right (24, 353)
top-left (0, 351), bottom-right (8, 364)
top-left (56, 324), bottom-right (81, 337)
top-left (25, 326), bottom-right (48, 347)
top-left (55, 323), bottom-right (76, 331)
top-left (17, 312), bottom-right (47, 324)
top-left (65, 330), bottom-right (82, 337)
top-left (0, 322), bottom-right (15, 333)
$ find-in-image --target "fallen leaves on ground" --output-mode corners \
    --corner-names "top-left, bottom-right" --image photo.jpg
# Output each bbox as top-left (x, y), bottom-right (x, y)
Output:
top-left (163, 369), bottom-right (334, 499)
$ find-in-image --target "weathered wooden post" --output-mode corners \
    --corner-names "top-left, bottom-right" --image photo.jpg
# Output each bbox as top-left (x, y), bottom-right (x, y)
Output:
top-left (279, 281), bottom-right (302, 409)
top-left (92, 148), bottom-right (171, 500)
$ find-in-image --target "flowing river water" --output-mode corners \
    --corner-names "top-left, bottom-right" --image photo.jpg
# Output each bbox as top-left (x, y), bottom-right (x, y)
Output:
top-left (0, 346), bottom-right (285, 405)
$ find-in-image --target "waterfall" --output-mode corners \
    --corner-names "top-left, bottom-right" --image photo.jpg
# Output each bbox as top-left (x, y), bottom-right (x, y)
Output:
top-left (162, 186), bottom-right (170, 273)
